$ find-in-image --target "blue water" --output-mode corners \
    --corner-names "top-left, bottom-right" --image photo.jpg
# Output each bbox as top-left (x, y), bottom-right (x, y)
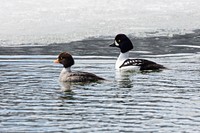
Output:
top-left (0, 51), bottom-right (200, 132)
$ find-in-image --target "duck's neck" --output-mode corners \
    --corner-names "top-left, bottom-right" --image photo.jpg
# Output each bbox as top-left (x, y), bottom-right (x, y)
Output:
top-left (59, 67), bottom-right (71, 81)
top-left (62, 67), bottom-right (71, 73)
top-left (116, 52), bottom-right (129, 69)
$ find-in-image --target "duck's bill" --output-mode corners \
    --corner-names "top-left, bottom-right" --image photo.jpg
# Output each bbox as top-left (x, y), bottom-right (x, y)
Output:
top-left (54, 59), bottom-right (59, 63)
top-left (109, 43), bottom-right (116, 47)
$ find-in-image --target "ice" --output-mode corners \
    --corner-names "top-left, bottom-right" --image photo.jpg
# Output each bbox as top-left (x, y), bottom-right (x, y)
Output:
top-left (0, 0), bottom-right (200, 47)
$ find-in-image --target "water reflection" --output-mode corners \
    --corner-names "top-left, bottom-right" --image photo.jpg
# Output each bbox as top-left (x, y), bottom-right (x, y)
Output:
top-left (59, 81), bottom-right (103, 92)
top-left (58, 90), bottom-right (75, 101)
top-left (115, 69), bottom-right (166, 89)
top-left (59, 82), bottom-right (73, 92)
top-left (115, 71), bottom-right (134, 88)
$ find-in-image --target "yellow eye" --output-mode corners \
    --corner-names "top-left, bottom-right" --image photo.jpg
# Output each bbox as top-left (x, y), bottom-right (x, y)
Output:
top-left (118, 40), bottom-right (121, 43)
top-left (60, 57), bottom-right (63, 60)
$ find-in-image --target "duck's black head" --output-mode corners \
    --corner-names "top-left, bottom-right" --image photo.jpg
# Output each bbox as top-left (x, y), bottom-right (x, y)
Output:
top-left (109, 34), bottom-right (133, 53)
top-left (54, 52), bottom-right (75, 68)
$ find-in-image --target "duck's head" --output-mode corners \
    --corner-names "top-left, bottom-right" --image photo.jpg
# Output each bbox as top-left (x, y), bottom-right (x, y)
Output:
top-left (110, 34), bottom-right (133, 53)
top-left (54, 52), bottom-right (74, 68)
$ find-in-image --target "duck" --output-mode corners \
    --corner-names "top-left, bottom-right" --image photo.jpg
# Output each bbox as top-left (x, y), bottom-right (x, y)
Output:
top-left (54, 52), bottom-right (104, 82)
top-left (109, 34), bottom-right (166, 71)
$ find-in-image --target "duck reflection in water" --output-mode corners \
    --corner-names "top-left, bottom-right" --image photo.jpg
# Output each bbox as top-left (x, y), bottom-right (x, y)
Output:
top-left (115, 70), bottom-right (134, 88)
top-left (59, 81), bottom-right (93, 92)
top-left (59, 82), bottom-right (73, 92)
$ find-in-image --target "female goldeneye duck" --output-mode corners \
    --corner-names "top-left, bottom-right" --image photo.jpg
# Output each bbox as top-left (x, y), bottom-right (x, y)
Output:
top-left (109, 34), bottom-right (166, 71)
top-left (54, 52), bottom-right (104, 82)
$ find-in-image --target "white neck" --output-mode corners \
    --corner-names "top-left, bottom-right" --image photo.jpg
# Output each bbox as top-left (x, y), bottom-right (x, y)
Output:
top-left (59, 67), bottom-right (71, 81)
top-left (62, 67), bottom-right (71, 72)
top-left (116, 52), bottom-right (129, 69)
top-left (60, 67), bottom-right (71, 77)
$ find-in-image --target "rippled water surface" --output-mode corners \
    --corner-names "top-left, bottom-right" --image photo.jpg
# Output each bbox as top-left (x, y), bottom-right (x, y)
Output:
top-left (0, 53), bottom-right (200, 132)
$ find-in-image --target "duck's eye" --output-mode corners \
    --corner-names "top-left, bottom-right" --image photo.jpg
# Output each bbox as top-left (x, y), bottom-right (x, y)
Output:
top-left (118, 40), bottom-right (121, 43)
top-left (60, 57), bottom-right (63, 60)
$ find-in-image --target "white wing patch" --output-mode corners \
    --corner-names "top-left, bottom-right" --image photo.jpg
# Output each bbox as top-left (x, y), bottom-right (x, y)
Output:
top-left (119, 58), bottom-right (165, 70)
top-left (120, 59), bottom-right (143, 68)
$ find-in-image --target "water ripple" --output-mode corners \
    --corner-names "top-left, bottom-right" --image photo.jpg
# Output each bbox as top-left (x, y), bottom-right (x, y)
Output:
top-left (0, 55), bottom-right (200, 132)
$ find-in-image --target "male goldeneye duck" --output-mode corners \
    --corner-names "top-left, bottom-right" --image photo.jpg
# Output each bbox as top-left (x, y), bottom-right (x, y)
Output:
top-left (109, 34), bottom-right (166, 71)
top-left (54, 52), bottom-right (104, 82)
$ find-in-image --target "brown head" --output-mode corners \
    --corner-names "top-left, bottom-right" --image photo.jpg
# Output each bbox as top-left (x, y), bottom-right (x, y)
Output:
top-left (54, 52), bottom-right (75, 68)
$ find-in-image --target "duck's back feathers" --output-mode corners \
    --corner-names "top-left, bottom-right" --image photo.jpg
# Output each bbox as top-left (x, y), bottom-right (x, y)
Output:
top-left (60, 71), bottom-right (104, 82)
top-left (120, 59), bottom-right (166, 71)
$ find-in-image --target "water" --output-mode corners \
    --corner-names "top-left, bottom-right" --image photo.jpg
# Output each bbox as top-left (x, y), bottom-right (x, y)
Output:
top-left (1, 31), bottom-right (200, 132)
top-left (0, 53), bottom-right (200, 132)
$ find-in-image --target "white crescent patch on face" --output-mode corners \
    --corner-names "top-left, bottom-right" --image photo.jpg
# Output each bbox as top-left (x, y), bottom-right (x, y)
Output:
top-left (115, 40), bottom-right (119, 46)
